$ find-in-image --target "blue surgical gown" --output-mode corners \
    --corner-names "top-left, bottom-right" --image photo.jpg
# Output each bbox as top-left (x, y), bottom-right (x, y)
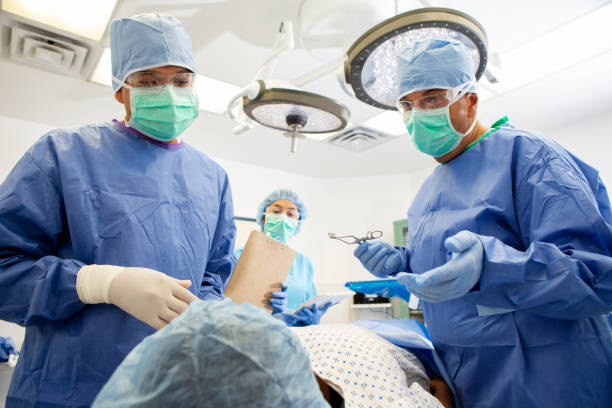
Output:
top-left (0, 121), bottom-right (237, 407)
top-left (398, 122), bottom-right (612, 407)
top-left (234, 247), bottom-right (317, 310)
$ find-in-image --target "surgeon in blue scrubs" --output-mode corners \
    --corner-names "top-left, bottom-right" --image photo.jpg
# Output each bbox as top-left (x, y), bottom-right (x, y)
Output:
top-left (235, 189), bottom-right (330, 326)
top-left (0, 13), bottom-right (236, 407)
top-left (354, 39), bottom-right (612, 407)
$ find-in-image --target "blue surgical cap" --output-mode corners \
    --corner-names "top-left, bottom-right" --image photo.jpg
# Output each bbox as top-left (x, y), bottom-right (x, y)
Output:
top-left (256, 189), bottom-right (308, 234)
top-left (397, 39), bottom-right (476, 99)
top-left (110, 13), bottom-right (196, 91)
top-left (93, 299), bottom-right (329, 408)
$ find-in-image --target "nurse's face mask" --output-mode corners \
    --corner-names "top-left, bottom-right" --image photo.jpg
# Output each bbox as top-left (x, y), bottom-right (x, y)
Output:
top-left (120, 71), bottom-right (199, 142)
top-left (263, 202), bottom-right (299, 243)
top-left (396, 84), bottom-right (476, 157)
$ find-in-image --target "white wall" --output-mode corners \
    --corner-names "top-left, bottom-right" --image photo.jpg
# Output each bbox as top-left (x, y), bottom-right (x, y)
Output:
top-left (2, 109), bottom-right (612, 343)
top-left (546, 110), bottom-right (612, 186)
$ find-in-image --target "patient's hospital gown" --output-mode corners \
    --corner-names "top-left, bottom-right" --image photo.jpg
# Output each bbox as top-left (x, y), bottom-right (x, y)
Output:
top-left (292, 324), bottom-right (443, 408)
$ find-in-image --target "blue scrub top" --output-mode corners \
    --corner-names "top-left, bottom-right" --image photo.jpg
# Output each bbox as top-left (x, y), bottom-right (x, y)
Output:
top-left (235, 247), bottom-right (317, 310)
top-left (0, 121), bottom-right (237, 407)
top-left (398, 121), bottom-right (612, 407)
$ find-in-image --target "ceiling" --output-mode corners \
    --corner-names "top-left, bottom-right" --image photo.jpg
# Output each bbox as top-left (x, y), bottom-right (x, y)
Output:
top-left (0, 0), bottom-right (611, 177)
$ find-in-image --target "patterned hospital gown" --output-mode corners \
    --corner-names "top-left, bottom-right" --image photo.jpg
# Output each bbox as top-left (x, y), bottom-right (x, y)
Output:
top-left (292, 324), bottom-right (443, 408)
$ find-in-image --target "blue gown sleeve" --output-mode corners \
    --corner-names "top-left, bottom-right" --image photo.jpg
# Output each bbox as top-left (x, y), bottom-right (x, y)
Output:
top-left (0, 151), bottom-right (86, 326)
top-left (199, 172), bottom-right (237, 299)
top-left (468, 147), bottom-right (612, 320)
top-left (396, 245), bottom-right (412, 274)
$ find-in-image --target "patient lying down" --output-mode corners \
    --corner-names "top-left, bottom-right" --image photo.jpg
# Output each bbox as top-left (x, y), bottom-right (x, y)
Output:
top-left (92, 299), bottom-right (452, 408)
top-left (293, 324), bottom-right (453, 408)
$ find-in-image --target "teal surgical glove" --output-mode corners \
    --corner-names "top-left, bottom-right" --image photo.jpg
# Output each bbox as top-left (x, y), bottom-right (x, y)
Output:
top-left (294, 303), bottom-right (332, 326)
top-left (354, 241), bottom-right (403, 278)
top-left (397, 230), bottom-right (483, 302)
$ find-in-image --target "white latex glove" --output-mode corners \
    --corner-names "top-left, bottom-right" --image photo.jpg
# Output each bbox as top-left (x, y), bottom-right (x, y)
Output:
top-left (77, 265), bottom-right (198, 330)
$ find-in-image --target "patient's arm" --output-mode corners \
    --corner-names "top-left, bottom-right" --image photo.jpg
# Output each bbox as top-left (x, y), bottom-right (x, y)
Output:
top-left (430, 375), bottom-right (454, 408)
top-left (315, 373), bottom-right (343, 408)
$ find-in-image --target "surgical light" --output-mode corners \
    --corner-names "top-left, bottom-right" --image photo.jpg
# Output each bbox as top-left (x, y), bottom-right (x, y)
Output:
top-left (242, 80), bottom-right (350, 153)
top-left (342, 7), bottom-right (488, 110)
top-left (2, 0), bottom-right (118, 41)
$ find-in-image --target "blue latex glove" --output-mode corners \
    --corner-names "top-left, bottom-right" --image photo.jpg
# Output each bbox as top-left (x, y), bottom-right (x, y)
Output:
top-left (272, 311), bottom-right (302, 326)
top-left (271, 284), bottom-right (301, 325)
top-left (397, 230), bottom-right (483, 302)
top-left (0, 336), bottom-right (18, 362)
top-left (269, 283), bottom-right (288, 314)
top-left (354, 241), bottom-right (403, 278)
top-left (294, 302), bottom-right (332, 326)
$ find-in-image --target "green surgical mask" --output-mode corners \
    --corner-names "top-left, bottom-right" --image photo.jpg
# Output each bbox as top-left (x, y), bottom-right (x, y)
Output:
top-left (126, 84), bottom-right (199, 142)
top-left (403, 105), bottom-right (476, 158)
top-left (264, 213), bottom-right (298, 243)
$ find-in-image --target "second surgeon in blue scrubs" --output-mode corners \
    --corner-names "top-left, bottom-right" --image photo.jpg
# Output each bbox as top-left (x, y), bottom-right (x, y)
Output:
top-left (354, 39), bottom-right (612, 407)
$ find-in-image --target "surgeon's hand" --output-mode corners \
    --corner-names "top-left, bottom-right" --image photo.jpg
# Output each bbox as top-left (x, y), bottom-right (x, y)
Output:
top-left (294, 303), bottom-right (332, 326)
top-left (354, 241), bottom-right (403, 278)
top-left (397, 231), bottom-right (483, 302)
top-left (77, 265), bottom-right (198, 330)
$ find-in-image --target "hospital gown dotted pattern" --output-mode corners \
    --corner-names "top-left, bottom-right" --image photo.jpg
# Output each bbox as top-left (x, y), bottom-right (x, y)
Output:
top-left (292, 324), bottom-right (443, 408)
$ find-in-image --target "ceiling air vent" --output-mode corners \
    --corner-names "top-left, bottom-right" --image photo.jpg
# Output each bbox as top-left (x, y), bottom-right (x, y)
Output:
top-left (8, 25), bottom-right (88, 75)
top-left (326, 126), bottom-right (391, 152)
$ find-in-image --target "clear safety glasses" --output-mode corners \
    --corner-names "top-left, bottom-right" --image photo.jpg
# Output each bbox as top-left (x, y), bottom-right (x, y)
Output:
top-left (126, 71), bottom-right (196, 88)
top-left (395, 83), bottom-right (472, 113)
top-left (328, 231), bottom-right (383, 245)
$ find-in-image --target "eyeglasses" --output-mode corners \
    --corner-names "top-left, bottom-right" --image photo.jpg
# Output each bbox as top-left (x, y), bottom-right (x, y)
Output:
top-left (328, 231), bottom-right (383, 245)
top-left (126, 71), bottom-right (196, 88)
top-left (265, 209), bottom-right (300, 220)
top-left (396, 90), bottom-right (452, 113)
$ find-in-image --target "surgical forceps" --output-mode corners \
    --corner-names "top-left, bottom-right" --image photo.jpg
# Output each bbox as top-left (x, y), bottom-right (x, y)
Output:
top-left (328, 230), bottom-right (383, 245)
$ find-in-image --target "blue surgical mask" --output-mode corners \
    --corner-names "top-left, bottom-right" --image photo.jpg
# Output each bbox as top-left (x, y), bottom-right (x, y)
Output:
top-left (264, 214), bottom-right (298, 243)
top-left (403, 105), bottom-right (476, 157)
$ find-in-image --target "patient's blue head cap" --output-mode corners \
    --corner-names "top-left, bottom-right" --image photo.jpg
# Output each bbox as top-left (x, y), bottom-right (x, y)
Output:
top-left (256, 189), bottom-right (308, 234)
top-left (93, 299), bottom-right (328, 408)
top-left (397, 39), bottom-right (476, 99)
top-left (110, 13), bottom-right (196, 91)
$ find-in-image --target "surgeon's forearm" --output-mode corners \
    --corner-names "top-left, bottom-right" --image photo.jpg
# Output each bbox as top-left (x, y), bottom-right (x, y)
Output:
top-left (470, 235), bottom-right (612, 319)
top-left (0, 254), bottom-right (86, 325)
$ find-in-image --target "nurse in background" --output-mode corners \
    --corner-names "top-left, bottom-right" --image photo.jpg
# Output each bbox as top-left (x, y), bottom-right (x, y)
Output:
top-left (235, 189), bottom-right (330, 326)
